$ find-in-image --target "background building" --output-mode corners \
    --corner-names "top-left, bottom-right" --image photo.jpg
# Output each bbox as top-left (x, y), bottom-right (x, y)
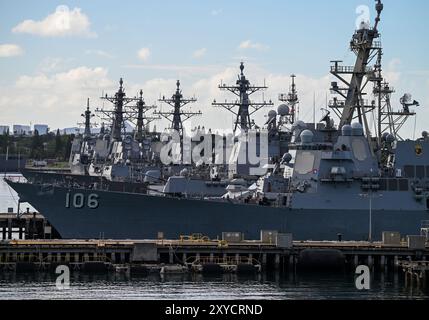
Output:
top-left (0, 126), bottom-right (9, 134)
top-left (13, 125), bottom-right (31, 136)
top-left (33, 124), bottom-right (49, 135)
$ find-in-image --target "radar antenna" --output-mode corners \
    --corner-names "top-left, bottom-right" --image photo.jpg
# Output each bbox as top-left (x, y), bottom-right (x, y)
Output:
top-left (154, 80), bottom-right (202, 137)
top-left (212, 62), bottom-right (273, 132)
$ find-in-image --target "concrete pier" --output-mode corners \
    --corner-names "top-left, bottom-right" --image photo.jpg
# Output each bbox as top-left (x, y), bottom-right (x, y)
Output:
top-left (0, 239), bottom-right (427, 275)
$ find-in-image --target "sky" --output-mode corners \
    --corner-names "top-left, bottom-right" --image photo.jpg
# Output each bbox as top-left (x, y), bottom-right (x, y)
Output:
top-left (0, 0), bottom-right (428, 138)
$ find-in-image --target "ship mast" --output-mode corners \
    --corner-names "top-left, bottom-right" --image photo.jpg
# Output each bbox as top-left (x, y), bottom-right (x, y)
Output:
top-left (372, 49), bottom-right (417, 143)
top-left (212, 62), bottom-right (273, 132)
top-left (130, 90), bottom-right (159, 143)
top-left (329, 0), bottom-right (384, 139)
top-left (278, 74), bottom-right (299, 125)
top-left (155, 80), bottom-right (202, 136)
top-left (79, 98), bottom-right (95, 139)
top-left (96, 78), bottom-right (136, 141)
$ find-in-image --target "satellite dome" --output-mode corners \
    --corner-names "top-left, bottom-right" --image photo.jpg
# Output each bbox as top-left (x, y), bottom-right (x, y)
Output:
top-left (386, 134), bottom-right (395, 144)
top-left (281, 153), bottom-right (293, 164)
top-left (401, 93), bottom-right (412, 103)
top-left (341, 125), bottom-right (352, 136)
top-left (300, 130), bottom-right (314, 144)
top-left (180, 168), bottom-right (189, 177)
top-left (381, 132), bottom-right (390, 141)
top-left (351, 123), bottom-right (364, 136)
top-left (268, 110), bottom-right (277, 119)
top-left (292, 120), bottom-right (306, 131)
top-left (277, 104), bottom-right (290, 116)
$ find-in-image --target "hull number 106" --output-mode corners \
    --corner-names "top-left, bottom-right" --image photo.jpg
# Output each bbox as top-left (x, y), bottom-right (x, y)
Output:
top-left (65, 193), bottom-right (99, 209)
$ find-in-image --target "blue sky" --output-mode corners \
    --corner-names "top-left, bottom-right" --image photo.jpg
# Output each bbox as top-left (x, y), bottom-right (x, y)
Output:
top-left (0, 0), bottom-right (428, 135)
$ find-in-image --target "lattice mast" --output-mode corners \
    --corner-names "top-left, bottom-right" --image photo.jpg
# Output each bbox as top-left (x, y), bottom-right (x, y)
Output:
top-left (372, 49), bottom-right (417, 142)
top-left (130, 90), bottom-right (159, 142)
top-left (96, 78), bottom-right (137, 141)
top-left (155, 80), bottom-right (202, 136)
top-left (78, 98), bottom-right (96, 139)
top-left (329, 0), bottom-right (384, 139)
top-left (278, 74), bottom-right (299, 125)
top-left (212, 62), bottom-right (273, 132)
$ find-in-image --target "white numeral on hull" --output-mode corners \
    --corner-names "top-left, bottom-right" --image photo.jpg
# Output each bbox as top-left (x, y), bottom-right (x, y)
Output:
top-left (65, 193), bottom-right (99, 209)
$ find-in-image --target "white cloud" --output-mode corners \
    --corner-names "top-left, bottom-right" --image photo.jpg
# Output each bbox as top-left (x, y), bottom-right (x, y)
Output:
top-left (37, 57), bottom-right (76, 73)
top-left (123, 64), bottom-right (221, 77)
top-left (238, 40), bottom-right (270, 51)
top-left (192, 48), bottom-right (207, 59)
top-left (426, 80), bottom-right (429, 107)
top-left (85, 49), bottom-right (114, 59)
top-left (0, 44), bottom-right (24, 57)
top-left (0, 62), bottom-right (332, 132)
top-left (384, 58), bottom-right (401, 85)
top-left (0, 66), bottom-right (114, 128)
top-left (137, 48), bottom-right (151, 61)
top-left (12, 5), bottom-right (96, 38)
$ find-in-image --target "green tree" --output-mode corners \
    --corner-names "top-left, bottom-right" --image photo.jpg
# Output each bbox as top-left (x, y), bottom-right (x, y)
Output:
top-left (30, 129), bottom-right (43, 159)
top-left (55, 129), bottom-right (63, 158)
top-left (64, 134), bottom-right (74, 161)
top-left (0, 129), bottom-right (10, 154)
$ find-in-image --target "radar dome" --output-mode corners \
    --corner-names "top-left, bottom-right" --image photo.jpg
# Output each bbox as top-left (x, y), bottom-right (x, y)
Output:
top-left (292, 120), bottom-right (306, 131)
top-left (268, 110), bottom-right (277, 119)
top-left (386, 134), bottom-right (395, 144)
top-left (300, 130), bottom-right (314, 144)
top-left (381, 132), bottom-right (390, 141)
top-left (180, 168), bottom-right (189, 177)
top-left (351, 123), bottom-right (364, 136)
top-left (277, 104), bottom-right (290, 116)
top-left (281, 153), bottom-right (293, 164)
top-left (341, 125), bottom-right (352, 136)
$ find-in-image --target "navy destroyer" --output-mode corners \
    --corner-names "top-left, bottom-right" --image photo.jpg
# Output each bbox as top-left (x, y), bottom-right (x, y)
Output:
top-left (6, 1), bottom-right (429, 241)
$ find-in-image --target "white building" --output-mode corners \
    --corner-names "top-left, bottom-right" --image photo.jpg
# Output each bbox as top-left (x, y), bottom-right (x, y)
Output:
top-left (0, 125), bottom-right (9, 134)
top-left (13, 125), bottom-right (31, 136)
top-left (34, 124), bottom-right (49, 135)
top-left (61, 127), bottom-right (81, 135)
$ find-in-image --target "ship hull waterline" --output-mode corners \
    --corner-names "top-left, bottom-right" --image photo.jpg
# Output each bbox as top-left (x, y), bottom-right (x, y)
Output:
top-left (6, 181), bottom-right (428, 241)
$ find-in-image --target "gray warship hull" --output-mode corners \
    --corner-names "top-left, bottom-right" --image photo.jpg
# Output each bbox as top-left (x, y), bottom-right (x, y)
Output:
top-left (21, 169), bottom-right (148, 194)
top-left (7, 180), bottom-right (427, 241)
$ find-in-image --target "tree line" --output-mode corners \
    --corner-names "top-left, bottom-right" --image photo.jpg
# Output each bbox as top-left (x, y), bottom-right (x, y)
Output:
top-left (0, 129), bottom-right (74, 161)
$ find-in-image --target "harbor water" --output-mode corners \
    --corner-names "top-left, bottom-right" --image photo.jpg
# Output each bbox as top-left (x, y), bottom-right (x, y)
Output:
top-left (0, 272), bottom-right (428, 300)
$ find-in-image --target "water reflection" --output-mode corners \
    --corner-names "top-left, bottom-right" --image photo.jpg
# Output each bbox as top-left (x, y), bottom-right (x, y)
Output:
top-left (0, 270), bottom-right (427, 300)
